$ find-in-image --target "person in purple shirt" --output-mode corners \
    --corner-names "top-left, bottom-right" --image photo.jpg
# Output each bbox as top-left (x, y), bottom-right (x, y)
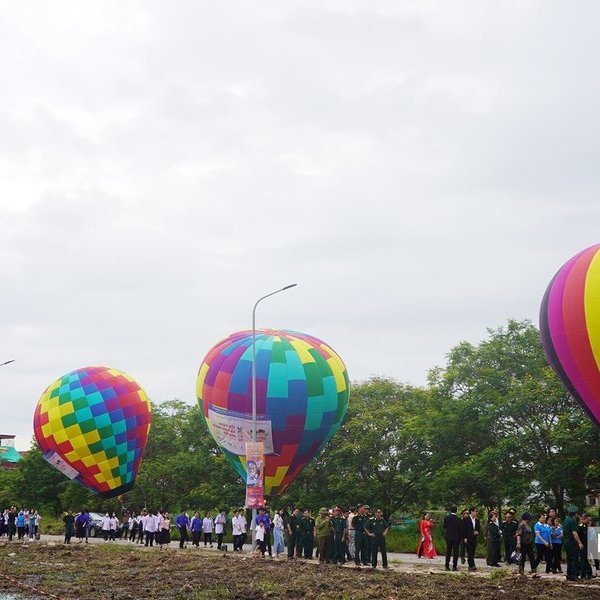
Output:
top-left (75, 510), bottom-right (90, 543)
top-left (175, 510), bottom-right (190, 549)
top-left (190, 511), bottom-right (202, 547)
top-left (255, 507), bottom-right (272, 556)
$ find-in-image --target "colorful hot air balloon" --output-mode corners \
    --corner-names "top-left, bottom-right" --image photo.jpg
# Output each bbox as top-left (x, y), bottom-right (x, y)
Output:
top-left (540, 243), bottom-right (600, 426)
top-left (33, 366), bottom-right (152, 498)
top-left (196, 329), bottom-right (350, 496)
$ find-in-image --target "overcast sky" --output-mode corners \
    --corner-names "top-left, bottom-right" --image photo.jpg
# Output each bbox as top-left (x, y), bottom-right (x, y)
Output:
top-left (2, 1), bottom-right (600, 449)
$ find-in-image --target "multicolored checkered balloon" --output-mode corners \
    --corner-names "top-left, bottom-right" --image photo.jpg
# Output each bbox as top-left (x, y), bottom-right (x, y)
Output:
top-left (196, 329), bottom-right (350, 495)
top-left (33, 366), bottom-right (152, 498)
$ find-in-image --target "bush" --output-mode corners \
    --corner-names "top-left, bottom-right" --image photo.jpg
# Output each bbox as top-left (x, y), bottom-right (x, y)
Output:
top-left (385, 521), bottom-right (488, 557)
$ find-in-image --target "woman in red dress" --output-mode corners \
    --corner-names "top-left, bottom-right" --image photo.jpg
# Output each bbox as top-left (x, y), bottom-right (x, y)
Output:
top-left (417, 512), bottom-right (438, 559)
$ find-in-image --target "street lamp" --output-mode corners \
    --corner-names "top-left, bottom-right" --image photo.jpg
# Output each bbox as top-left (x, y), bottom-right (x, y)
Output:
top-left (250, 283), bottom-right (297, 547)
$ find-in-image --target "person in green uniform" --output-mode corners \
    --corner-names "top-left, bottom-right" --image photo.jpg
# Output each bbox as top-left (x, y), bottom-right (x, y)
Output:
top-left (286, 508), bottom-right (301, 559)
top-left (63, 510), bottom-right (75, 544)
top-left (315, 508), bottom-right (333, 563)
top-left (366, 509), bottom-right (389, 568)
top-left (330, 507), bottom-right (347, 565)
top-left (352, 505), bottom-right (371, 566)
top-left (578, 514), bottom-right (592, 579)
top-left (298, 510), bottom-right (315, 559)
top-left (500, 510), bottom-right (518, 564)
top-left (563, 505), bottom-right (582, 581)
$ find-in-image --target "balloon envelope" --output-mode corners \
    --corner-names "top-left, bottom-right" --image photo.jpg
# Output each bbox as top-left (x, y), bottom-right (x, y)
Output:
top-left (540, 243), bottom-right (600, 426)
top-left (196, 329), bottom-right (350, 495)
top-left (33, 366), bottom-right (152, 498)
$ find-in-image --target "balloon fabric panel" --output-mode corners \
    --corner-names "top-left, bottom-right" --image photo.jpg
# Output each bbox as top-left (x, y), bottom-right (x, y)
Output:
top-left (540, 244), bottom-right (600, 426)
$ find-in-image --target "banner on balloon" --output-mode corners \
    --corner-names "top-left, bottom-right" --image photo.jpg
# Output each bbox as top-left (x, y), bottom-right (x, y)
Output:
top-left (207, 407), bottom-right (274, 455)
top-left (245, 441), bottom-right (264, 509)
top-left (44, 451), bottom-right (79, 479)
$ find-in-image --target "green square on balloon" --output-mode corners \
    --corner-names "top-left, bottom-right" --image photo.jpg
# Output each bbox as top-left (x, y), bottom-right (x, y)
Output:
top-left (61, 412), bottom-right (78, 429)
top-left (303, 363), bottom-right (324, 396)
top-left (79, 419), bottom-right (96, 434)
top-left (72, 395), bottom-right (88, 411)
top-left (98, 425), bottom-right (113, 439)
top-left (103, 445), bottom-right (117, 458)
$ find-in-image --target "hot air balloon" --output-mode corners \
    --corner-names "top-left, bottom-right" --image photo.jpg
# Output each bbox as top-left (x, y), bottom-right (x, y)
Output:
top-left (540, 243), bottom-right (600, 427)
top-left (196, 329), bottom-right (350, 496)
top-left (33, 366), bottom-right (152, 498)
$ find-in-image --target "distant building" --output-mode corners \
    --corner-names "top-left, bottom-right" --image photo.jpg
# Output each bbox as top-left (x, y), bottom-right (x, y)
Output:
top-left (0, 435), bottom-right (23, 469)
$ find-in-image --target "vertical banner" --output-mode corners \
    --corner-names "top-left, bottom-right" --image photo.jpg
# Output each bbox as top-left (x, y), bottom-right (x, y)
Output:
top-left (245, 441), bottom-right (264, 509)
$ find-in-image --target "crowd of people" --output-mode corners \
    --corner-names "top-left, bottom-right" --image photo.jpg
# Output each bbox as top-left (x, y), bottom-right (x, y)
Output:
top-left (4, 502), bottom-right (598, 581)
top-left (0, 507), bottom-right (41, 541)
top-left (422, 504), bottom-right (598, 581)
top-left (54, 504), bottom-right (390, 568)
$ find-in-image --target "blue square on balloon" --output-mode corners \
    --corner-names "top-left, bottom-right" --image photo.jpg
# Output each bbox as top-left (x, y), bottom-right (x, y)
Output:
top-left (230, 361), bottom-right (252, 394)
top-left (101, 387), bottom-right (117, 401)
top-left (286, 382), bottom-right (307, 420)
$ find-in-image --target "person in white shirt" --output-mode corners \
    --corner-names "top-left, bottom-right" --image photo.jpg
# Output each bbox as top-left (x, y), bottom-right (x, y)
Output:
top-left (144, 511), bottom-right (157, 547)
top-left (155, 511), bottom-right (164, 547)
top-left (137, 511), bottom-right (147, 544)
top-left (232, 510), bottom-right (247, 552)
top-left (254, 521), bottom-right (266, 557)
top-left (101, 513), bottom-right (111, 542)
top-left (202, 512), bottom-right (214, 547)
top-left (108, 513), bottom-right (119, 541)
top-left (214, 510), bottom-right (227, 550)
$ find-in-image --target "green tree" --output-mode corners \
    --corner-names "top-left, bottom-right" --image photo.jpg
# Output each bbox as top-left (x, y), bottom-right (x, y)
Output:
top-left (426, 319), bottom-right (600, 512)
top-left (282, 378), bottom-right (433, 518)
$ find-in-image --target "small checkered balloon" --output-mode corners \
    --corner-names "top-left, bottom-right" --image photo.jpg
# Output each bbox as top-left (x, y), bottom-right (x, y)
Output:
top-left (33, 366), bottom-right (152, 498)
top-left (197, 329), bottom-right (350, 496)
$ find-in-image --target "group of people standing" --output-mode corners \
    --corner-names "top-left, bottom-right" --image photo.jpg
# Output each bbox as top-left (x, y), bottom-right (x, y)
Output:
top-left (120, 509), bottom-right (228, 549)
top-left (0, 507), bottom-right (41, 541)
top-left (439, 504), bottom-right (597, 580)
top-left (282, 504), bottom-right (389, 569)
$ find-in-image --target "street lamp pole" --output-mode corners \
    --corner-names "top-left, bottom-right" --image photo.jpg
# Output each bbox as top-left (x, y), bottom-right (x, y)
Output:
top-left (0, 360), bottom-right (15, 367)
top-left (250, 283), bottom-right (297, 548)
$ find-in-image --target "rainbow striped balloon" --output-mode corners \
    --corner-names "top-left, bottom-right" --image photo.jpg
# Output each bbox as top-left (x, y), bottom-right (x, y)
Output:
top-left (540, 243), bottom-right (600, 426)
top-left (196, 329), bottom-right (350, 496)
top-left (33, 366), bottom-right (152, 498)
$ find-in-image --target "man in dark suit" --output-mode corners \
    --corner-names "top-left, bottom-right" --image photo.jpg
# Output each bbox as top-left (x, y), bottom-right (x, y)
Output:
top-left (462, 506), bottom-right (480, 571)
top-left (443, 505), bottom-right (462, 571)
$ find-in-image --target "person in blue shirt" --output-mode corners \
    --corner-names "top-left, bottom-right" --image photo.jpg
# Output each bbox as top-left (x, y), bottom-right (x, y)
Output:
top-left (175, 510), bottom-right (190, 549)
top-left (533, 514), bottom-right (552, 573)
top-left (550, 517), bottom-right (563, 574)
top-left (16, 510), bottom-right (25, 540)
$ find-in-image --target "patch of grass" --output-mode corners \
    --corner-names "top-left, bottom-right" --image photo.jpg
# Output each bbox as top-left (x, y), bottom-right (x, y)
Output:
top-left (194, 584), bottom-right (230, 599)
top-left (489, 567), bottom-right (510, 581)
top-left (258, 580), bottom-right (284, 594)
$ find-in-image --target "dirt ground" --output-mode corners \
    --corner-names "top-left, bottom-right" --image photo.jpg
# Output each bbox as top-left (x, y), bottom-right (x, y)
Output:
top-left (0, 542), bottom-right (599, 600)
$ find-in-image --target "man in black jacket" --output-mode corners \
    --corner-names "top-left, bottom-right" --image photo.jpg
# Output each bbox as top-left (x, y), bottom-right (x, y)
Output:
top-left (443, 505), bottom-right (462, 571)
top-left (462, 506), bottom-right (480, 571)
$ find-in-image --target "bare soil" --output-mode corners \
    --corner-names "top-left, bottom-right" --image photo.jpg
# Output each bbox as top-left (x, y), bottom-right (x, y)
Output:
top-left (0, 542), bottom-right (599, 600)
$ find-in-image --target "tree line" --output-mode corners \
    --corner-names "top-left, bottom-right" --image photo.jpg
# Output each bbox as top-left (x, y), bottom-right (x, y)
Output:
top-left (2, 319), bottom-right (599, 518)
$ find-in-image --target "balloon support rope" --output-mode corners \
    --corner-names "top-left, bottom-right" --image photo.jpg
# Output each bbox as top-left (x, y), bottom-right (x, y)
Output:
top-left (0, 570), bottom-right (65, 599)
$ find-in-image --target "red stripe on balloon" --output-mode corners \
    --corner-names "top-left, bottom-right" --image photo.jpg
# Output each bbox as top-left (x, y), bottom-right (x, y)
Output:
top-left (547, 250), bottom-right (593, 402)
top-left (561, 247), bottom-right (600, 415)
